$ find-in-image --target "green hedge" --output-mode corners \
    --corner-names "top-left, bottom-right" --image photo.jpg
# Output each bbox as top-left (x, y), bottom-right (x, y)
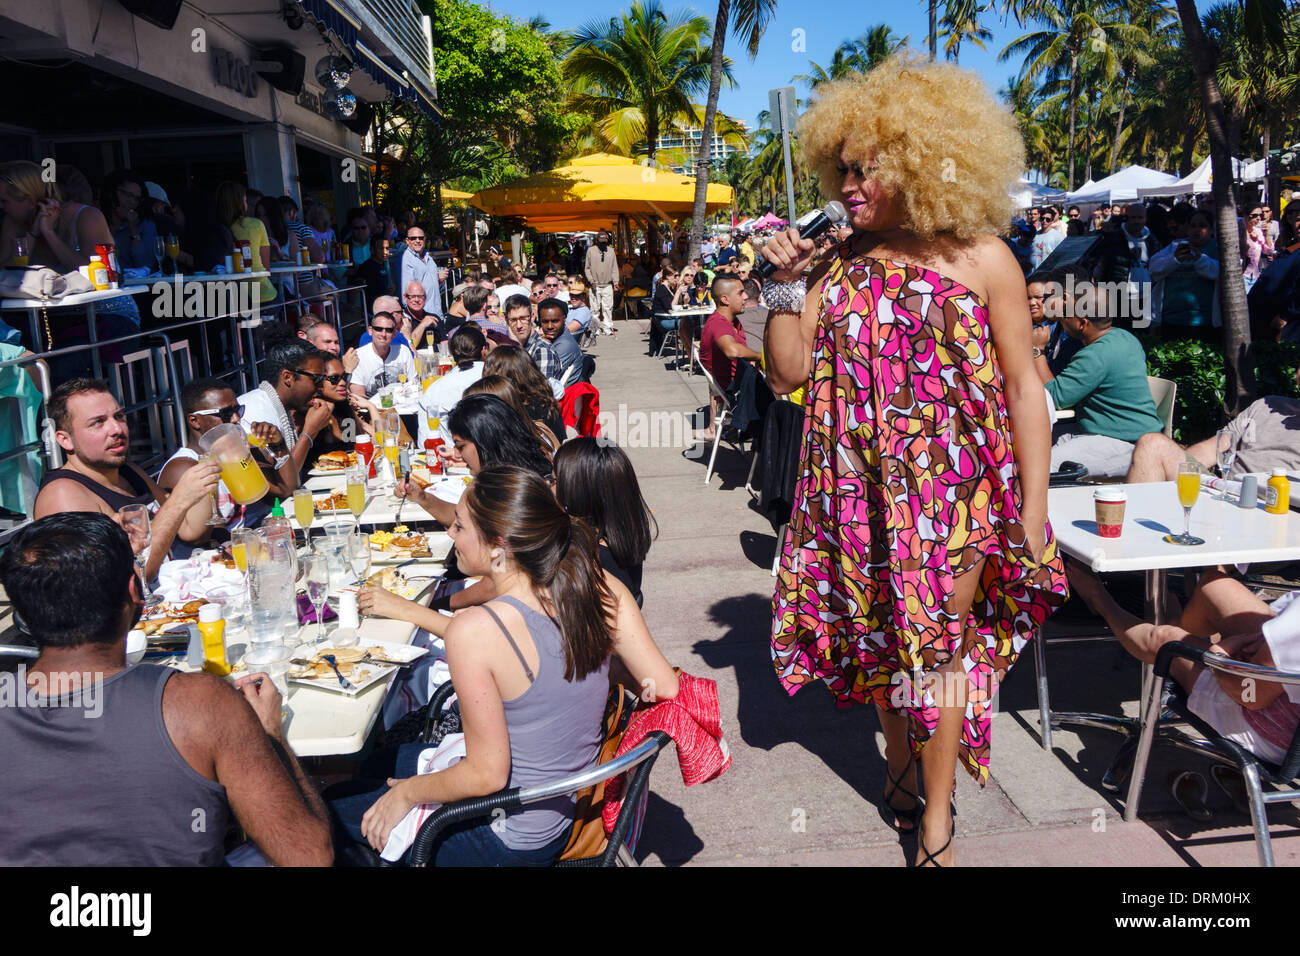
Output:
top-left (1138, 334), bottom-right (1300, 444)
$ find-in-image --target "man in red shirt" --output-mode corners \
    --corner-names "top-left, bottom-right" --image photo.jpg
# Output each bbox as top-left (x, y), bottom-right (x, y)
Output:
top-left (696, 274), bottom-right (761, 440)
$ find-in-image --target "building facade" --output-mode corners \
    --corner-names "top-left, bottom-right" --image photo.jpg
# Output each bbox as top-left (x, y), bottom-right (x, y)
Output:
top-left (656, 125), bottom-right (746, 176)
top-left (0, 0), bottom-right (438, 221)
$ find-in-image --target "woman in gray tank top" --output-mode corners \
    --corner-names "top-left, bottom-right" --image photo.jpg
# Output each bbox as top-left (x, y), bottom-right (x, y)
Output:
top-left (330, 465), bottom-right (678, 866)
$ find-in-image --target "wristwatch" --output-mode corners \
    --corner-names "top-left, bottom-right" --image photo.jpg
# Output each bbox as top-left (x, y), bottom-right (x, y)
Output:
top-left (1032, 347), bottom-right (1044, 358)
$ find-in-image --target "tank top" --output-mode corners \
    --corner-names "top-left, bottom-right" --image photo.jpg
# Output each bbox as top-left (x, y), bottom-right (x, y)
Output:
top-left (484, 595), bottom-right (610, 850)
top-left (38, 464), bottom-right (152, 512)
top-left (0, 664), bottom-right (230, 865)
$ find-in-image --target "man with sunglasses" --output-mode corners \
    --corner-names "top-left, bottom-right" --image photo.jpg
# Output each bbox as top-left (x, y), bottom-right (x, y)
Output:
top-left (350, 296), bottom-right (417, 400)
top-left (540, 272), bottom-right (569, 304)
top-left (397, 224), bottom-right (444, 322)
top-left (158, 379), bottom-right (296, 546)
top-left (1031, 204), bottom-right (1067, 269)
top-left (238, 337), bottom-right (334, 483)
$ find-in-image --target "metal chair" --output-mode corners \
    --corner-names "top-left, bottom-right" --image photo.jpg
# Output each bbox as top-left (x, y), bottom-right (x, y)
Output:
top-left (407, 683), bottom-right (672, 867)
top-left (692, 344), bottom-right (746, 486)
top-left (1127, 641), bottom-right (1300, 866)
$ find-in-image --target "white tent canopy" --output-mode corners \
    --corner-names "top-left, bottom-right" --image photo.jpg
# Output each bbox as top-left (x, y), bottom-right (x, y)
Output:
top-left (1011, 178), bottom-right (1067, 208)
top-left (1135, 156), bottom-right (1261, 197)
top-left (1065, 166), bottom-right (1179, 204)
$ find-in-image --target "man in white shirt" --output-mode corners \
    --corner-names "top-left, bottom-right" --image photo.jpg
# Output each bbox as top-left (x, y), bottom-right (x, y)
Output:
top-left (350, 297), bottom-right (416, 400)
top-left (418, 324), bottom-right (487, 447)
top-left (493, 267), bottom-right (532, 306)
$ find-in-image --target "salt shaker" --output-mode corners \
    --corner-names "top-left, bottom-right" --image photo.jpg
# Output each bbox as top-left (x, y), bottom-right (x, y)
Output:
top-left (1238, 474), bottom-right (1258, 509)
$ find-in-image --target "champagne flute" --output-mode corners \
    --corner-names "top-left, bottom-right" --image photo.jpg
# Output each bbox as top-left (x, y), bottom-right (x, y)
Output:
top-left (347, 530), bottom-right (371, 588)
top-left (293, 487), bottom-right (315, 547)
top-left (119, 504), bottom-right (157, 602)
top-left (1215, 428), bottom-right (1239, 499)
top-left (346, 465), bottom-right (367, 531)
top-left (196, 453), bottom-right (226, 526)
top-left (1165, 461), bottom-right (1207, 546)
top-left (154, 236), bottom-right (165, 273)
top-left (303, 554), bottom-right (331, 646)
top-left (13, 236), bottom-right (29, 267)
top-left (165, 233), bottom-right (181, 273)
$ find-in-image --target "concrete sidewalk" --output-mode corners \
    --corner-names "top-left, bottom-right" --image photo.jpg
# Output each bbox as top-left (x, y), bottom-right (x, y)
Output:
top-left (583, 315), bottom-right (1300, 867)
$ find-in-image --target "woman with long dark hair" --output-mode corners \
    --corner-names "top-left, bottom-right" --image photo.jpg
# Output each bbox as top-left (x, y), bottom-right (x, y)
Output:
top-left (553, 437), bottom-right (656, 607)
top-left (394, 393), bottom-right (551, 528)
top-left (342, 465), bottom-right (678, 865)
top-left (762, 56), bottom-right (1067, 865)
top-left (464, 375), bottom-right (561, 453)
top-left (483, 343), bottom-right (566, 441)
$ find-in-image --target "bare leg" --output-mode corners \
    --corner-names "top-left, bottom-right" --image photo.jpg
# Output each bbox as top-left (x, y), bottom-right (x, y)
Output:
top-left (915, 560), bottom-right (985, 867)
top-left (876, 705), bottom-right (918, 830)
top-left (1177, 568), bottom-right (1274, 639)
top-left (1125, 432), bottom-right (1187, 483)
top-left (1064, 561), bottom-right (1204, 693)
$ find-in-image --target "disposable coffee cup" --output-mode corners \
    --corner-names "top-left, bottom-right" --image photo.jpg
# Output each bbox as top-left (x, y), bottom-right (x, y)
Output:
top-left (1094, 488), bottom-right (1127, 538)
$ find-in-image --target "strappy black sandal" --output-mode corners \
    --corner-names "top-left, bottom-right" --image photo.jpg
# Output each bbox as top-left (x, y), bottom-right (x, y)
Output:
top-left (915, 817), bottom-right (954, 867)
top-left (880, 753), bottom-right (924, 834)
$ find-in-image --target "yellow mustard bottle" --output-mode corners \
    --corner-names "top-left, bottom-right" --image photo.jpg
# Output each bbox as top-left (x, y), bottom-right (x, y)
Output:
top-left (197, 603), bottom-right (230, 676)
top-left (1266, 468), bottom-right (1291, 515)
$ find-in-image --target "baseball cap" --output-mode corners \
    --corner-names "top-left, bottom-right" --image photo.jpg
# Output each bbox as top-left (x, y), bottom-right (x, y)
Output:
top-left (451, 282), bottom-right (471, 299)
top-left (498, 257), bottom-right (513, 272)
top-left (145, 182), bottom-right (170, 205)
top-left (567, 278), bottom-right (587, 294)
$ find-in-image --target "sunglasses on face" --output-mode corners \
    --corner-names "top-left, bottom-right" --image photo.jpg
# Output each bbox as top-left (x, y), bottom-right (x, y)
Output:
top-left (321, 373), bottom-right (347, 385)
top-left (291, 368), bottom-right (326, 386)
top-left (407, 235), bottom-right (426, 241)
top-left (192, 403), bottom-right (244, 422)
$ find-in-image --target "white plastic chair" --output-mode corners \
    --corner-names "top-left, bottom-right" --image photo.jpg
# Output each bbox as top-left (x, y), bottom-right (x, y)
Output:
top-left (692, 344), bottom-right (743, 486)
top-left (1146, 376), bottom-right (1177, 438)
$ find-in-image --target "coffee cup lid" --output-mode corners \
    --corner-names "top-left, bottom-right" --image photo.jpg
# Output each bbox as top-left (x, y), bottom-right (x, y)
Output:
top-left (1094, 487), bottom-right (1127, 502)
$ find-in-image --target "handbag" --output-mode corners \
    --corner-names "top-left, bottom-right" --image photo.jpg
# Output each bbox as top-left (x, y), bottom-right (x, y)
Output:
top-left (0, 266), bottom-right (93, 300)
top-left (558, 683), bottom-right (637, 861)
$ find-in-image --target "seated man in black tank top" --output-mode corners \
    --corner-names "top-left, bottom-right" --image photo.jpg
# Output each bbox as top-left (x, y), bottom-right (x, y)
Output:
top-left (0, 514), bottom-right (333, 866)
top-left (33, 379), bottom-right (221, 580)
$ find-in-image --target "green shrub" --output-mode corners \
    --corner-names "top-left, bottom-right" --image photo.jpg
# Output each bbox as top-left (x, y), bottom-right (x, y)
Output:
top-left (1139, 334), bottom-right (1300, 445)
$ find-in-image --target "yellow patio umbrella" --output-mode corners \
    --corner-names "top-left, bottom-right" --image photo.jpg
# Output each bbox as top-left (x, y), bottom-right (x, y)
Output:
top-left (470, 153), bottom-right (732, 225)
top-left (440, 188), bottom-right (475, 202)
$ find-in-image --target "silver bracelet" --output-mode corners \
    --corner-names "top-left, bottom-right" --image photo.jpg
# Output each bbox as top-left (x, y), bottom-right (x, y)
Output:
top-left (763, 278), bottom-right (806, 313)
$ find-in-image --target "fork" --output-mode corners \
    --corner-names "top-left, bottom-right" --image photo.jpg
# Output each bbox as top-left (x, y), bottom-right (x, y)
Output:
top-left (320, 654), bottom-right (356, 690)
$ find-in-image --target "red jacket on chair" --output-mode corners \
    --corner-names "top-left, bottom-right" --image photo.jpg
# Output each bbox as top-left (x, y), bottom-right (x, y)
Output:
top-left (601, 671), bottom-right (730, 832)
top-left (560, 382), bottom-right (601, 438)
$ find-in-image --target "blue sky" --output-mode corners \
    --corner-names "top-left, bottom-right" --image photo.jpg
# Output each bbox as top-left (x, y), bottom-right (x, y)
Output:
top-left (482, 0), bottom-right (1041, 131)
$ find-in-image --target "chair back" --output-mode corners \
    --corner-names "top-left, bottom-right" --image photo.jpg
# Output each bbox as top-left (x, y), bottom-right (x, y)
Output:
top-left (559, 685), bottom-right (639, 861)
top-left (1147, 376), bottom-right (1177, 438)
top-left (693, 344), bottom-right (733, 411)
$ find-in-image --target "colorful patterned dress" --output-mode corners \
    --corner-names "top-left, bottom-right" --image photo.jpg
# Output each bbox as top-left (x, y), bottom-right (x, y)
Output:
top-left (770, 253), bottom-right (1068, 785)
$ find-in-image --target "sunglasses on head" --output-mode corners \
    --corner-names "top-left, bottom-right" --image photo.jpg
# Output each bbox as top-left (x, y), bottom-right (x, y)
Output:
top-left (290, 368), bottom-right (326, 386)
top-left (192, 403), bottom-right (244, 422)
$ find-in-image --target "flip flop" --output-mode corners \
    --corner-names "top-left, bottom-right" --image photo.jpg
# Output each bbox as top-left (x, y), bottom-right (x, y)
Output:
top-left (1168, 770), bottom-right (1213, 821)
top-left (1210, 765), bottom-right (1251, 815)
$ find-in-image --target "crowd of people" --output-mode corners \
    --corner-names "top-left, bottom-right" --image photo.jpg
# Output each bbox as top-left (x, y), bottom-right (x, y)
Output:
top-left (1006, 192), bottom-right (1300, 344)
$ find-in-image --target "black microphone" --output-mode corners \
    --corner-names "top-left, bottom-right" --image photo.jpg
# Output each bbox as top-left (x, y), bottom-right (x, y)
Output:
top-left (755, 201), bottom-right (849, 278)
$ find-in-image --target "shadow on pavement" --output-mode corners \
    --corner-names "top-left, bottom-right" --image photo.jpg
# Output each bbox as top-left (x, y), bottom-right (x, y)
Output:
top-left (738, 529), bottom-right (778, 570)
top-left (637, 792), bottom-right (705, 866)
top-left (694, 592), bottom-right (888, 810)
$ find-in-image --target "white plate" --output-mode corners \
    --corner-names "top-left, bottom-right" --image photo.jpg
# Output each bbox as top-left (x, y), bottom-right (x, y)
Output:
top-left (368, 531), bottom-right (453, 565)
top-left (287, 639), bottom-right (428, 696)
top-left (308, 466), bottom-right (352, 478)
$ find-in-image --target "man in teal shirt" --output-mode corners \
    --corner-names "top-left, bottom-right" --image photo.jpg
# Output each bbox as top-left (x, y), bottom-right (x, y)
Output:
top-left (1033, 275), bottom-right (1164, 477)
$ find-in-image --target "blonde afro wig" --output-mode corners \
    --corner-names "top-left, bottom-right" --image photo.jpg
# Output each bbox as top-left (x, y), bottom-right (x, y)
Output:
top-left (798, 54), bottom-right (1024, 241)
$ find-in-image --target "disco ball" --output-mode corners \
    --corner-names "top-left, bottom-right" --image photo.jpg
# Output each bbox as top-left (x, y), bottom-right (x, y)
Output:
top-left (314, 55), bottom-right (352, 91)
top-left (322, 89), bottom-right (357, 120)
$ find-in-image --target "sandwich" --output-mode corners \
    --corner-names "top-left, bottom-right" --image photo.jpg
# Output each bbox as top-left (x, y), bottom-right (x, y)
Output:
top-left (315, 450), bottom-right (356, 471)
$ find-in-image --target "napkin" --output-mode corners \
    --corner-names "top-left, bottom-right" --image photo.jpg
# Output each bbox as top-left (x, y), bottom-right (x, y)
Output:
top-left (380, 733), bottom-right (467, 862)
top-left (297, 593), bottom-right (337, 625)
top-left (157, 555), bottom-right (245, 604)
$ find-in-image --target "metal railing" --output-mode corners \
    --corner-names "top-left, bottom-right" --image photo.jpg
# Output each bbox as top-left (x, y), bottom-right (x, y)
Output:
top-left (0, 278), bottom-right (367, 542)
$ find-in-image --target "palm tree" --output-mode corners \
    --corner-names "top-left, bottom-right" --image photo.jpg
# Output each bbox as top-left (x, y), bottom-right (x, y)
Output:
top-left (1000, 0), bottom-right (1144, 190)
top-left (793, 25), bottom-right (909, 89)
top-left (940, 0), bottom-right (992, 63)
top-left (563, 2), bottom-right (722, 166)
top-left (687, 0), bottom-right (779, 260)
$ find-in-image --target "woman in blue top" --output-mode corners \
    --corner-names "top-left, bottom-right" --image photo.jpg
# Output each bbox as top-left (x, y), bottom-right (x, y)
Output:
top-left (332, 465), bottom-right (678, 865)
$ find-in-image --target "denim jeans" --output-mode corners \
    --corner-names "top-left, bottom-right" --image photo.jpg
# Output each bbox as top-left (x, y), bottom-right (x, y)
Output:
top-left (327, 743), bottom-right (569, 866)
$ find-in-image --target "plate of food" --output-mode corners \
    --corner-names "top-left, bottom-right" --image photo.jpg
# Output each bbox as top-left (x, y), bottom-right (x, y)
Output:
top-left (139, 598), bottom-right (206, 637)
top-left (362, 566), bottom-right (432, 599)
top-left (287, 640), bottom-right (428, 696)
top-left (309, 450), bottom-right (359, 476)
top-left (367, 527), bottom-right (453, 563)
top-left (313, 490), bottom-right (358, 514)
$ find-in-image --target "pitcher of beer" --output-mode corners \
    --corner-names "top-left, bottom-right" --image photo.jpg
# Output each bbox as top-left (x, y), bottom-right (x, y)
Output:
top-left (199, 423), bottom-right (270, 506)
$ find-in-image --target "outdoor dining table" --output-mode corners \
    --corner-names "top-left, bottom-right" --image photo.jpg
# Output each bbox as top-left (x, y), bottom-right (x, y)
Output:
top-left (294, 471), bottom-right (468, 529)
top-left (279, 563), bottom-right (445, 757)
top-left (654, 306), bottom-right (713, 381)
top-left (0, 286), bottom-right (139, 378)
top-left (1046, 480), bottom-right (1300, 821)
